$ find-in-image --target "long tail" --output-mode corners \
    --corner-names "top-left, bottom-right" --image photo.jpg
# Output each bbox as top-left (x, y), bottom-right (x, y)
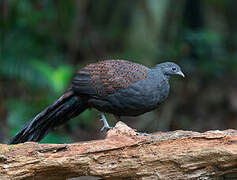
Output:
top-left (10, 90), bottom-right (88, 144)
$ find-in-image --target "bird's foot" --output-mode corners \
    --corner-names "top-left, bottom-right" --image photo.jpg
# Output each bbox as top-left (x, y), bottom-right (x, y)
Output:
top-left (100, 113), bottom-right (113, 131)
top-left (137, 132), bottom-right (150, 136)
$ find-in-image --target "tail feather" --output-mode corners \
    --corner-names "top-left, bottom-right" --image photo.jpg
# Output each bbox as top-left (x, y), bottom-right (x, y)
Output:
top-left (10, 90), bottom-right (88, 144)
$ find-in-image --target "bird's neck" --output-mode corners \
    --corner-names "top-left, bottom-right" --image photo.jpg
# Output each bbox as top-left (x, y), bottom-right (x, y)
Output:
top-left (150, 67), bottom-right (170, 81)
top-left (148, 67), bottom-right (170, 104)
top-left (163, 74), bottom-right (170, 81)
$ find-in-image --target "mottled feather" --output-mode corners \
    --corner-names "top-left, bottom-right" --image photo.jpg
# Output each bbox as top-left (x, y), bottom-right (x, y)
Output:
top-left (73, 60), bottom-right (150, 97)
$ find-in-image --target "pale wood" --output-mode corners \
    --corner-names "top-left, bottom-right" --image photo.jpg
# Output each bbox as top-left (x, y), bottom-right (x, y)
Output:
top-left (1, 122), bottom-right (237, 180)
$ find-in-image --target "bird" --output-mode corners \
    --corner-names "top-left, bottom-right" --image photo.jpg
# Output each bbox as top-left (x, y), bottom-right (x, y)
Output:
top-left (10, 59), bottom-right (185, 144)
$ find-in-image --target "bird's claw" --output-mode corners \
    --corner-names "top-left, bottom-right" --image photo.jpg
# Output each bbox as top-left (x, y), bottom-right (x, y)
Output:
top-left (100, 113), bottom-right (113, 132)
top-left (137, 132), bottom-right (150, 136)
top-left (100, 124), bottom-right (113, 132)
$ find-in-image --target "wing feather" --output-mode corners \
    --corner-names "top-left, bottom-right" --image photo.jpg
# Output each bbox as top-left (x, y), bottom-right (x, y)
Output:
top-left (72, 60), bottom-right (150, 97)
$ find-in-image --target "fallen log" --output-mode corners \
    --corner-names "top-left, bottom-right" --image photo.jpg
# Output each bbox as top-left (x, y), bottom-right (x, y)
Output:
top-left (1, 122), bottom-right (237, 180)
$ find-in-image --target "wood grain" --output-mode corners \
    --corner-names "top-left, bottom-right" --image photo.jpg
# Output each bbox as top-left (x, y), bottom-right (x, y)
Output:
top-left (1, 122), bottom-right (237, 180)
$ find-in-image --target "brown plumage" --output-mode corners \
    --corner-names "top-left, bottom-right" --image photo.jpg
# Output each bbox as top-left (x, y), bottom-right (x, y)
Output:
top-left (73, 60), bottom-right (149, 96)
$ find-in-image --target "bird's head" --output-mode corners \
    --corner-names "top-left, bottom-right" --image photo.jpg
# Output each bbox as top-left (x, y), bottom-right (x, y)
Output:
top-left (155, 62), bottom-right (185, 79)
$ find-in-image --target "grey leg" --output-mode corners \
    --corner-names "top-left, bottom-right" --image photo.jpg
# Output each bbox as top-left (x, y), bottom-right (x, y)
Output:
top-left (100, 113), bottom-right (112, 131)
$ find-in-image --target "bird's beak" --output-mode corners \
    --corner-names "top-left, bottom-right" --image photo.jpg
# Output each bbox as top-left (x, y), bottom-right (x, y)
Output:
top-left (176, 71), bottom-right (185, 78)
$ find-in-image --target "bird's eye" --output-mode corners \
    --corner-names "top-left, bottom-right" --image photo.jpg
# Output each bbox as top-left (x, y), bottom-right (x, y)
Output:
top-left (172, 67), bottom-right (177, 71)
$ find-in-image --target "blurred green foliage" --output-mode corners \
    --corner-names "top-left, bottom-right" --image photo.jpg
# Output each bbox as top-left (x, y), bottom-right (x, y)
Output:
top-left (1, 0), bottom-right (237, 144)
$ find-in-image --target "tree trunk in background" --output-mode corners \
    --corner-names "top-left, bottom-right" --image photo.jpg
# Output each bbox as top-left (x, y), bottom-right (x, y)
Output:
top-left (67, 0), bottom-right (90, 64)
top-left (225, 1), bottom-right (237, 52)
top-left (0, 110), bottom-right (8, 143)
top-left (158, 0), bottom-right (186, 51)
top-left (0, 89), bottom-right (8, 144)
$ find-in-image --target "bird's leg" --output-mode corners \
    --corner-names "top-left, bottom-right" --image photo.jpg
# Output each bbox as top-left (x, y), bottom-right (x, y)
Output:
top-left (100, 113), bottom-right (112, 131)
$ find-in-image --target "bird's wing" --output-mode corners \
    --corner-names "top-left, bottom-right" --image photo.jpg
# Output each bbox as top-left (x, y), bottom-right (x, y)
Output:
top-left (72, 60), bottom-right (150, 97)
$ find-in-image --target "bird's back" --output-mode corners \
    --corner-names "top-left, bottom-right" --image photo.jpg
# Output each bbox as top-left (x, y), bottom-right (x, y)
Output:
top-left (72, 60), bottom-right (150, 97)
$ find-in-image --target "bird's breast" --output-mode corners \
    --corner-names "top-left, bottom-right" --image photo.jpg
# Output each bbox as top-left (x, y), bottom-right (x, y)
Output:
top-left (89, 75), bottom-right (170, 116)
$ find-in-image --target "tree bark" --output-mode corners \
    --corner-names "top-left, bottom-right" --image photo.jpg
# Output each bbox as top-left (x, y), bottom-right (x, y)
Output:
top-left (1, 122), bottom-right (237, 180)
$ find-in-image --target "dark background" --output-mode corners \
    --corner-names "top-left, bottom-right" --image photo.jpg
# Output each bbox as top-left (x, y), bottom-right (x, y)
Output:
top-left (1, 0), bottom-right (237, 144)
